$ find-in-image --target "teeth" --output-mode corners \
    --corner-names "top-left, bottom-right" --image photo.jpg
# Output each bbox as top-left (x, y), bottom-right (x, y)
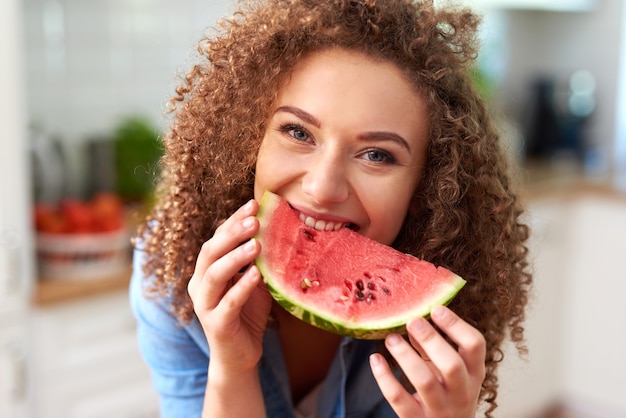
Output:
top-left (299, 213), bottom-right (345, 231)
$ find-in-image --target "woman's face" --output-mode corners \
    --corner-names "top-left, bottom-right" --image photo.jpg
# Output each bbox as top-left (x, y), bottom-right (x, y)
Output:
top-left (254, 48), bottom-right (429, 246)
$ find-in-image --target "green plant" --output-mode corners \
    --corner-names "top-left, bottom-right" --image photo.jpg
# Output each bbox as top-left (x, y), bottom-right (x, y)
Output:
top-left (112, 116), bottom-right (163, 203)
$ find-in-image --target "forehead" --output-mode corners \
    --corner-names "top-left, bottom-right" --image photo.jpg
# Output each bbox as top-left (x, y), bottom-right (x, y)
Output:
top-left (278, 47), bottom-right (419, 97)
top-left (274, 48), bottom-right (428, 137)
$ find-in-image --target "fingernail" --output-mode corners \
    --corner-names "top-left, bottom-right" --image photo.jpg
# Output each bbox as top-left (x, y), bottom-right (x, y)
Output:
top-left (409, 317), bottom-right (427, 333)
top-left (387, 333), bottom-right (402, 346)
top-left (242, 217), bottom-right (255, 229)
top-left (243, 239), bottom-right (256, 252)
top-left (243, 264), bottom-right (258, 281)
top-left (369, 353), bottom-right (381, 366)
top-left (431, 305), bottom-right (446, 320)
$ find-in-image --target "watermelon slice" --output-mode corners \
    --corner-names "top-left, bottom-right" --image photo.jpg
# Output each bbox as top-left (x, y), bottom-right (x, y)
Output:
top-left (254, 191), bottom-right (466, 340)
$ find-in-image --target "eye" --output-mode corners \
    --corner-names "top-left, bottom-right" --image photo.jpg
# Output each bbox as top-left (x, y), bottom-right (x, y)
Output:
top-left (362, 149), bottom-right (397, 164)
top-left (279, 124), bottom-right (311, 143)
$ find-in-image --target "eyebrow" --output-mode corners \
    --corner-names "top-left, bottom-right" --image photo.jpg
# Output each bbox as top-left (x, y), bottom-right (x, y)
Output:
top-left (274, 105), bottom-right (411, 152)
top-left (275, 106), bottom-right (321, 128)
top-left (357, 131), bottom-right (411, 153)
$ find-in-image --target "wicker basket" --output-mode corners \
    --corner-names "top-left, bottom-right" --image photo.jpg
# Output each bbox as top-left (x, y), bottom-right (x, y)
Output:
top-left (36, 228), bottom-right (131, 280)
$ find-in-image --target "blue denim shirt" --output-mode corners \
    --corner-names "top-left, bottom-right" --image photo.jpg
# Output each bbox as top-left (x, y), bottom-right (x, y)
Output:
top-left (130, 250), bottom-right (398, 417)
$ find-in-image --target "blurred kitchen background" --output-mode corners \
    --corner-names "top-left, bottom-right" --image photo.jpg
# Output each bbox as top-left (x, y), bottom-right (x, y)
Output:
top-left (1, 0), bottom-right (625, 417)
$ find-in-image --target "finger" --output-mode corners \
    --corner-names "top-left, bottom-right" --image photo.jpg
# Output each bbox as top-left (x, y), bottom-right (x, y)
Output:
top-left (406, 315), bottom-right (470, 397)
top-left (430, 305), bottom-right (486, 381)
top-left (214, 199), bottom-right (258, 234)
top-left (188, 200), bottom-right (259, 305)
top-left (407, 331), bottom-right (442, 378)
top-left (195, 238), bottom-right (261, 311)
top-left (194, 199), bottom-right (259, 274)
top-left (408, 332), bottom-right (430, 361)
top-left (369, 353), bottom-right (424, 418)
top-left (384, 333), bottom-right (446, 410)
top-left (214, 264), bottom-right (262, 328)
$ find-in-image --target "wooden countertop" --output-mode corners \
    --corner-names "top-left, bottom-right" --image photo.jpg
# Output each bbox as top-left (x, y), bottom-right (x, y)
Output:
top-left (519, 160), bottom-right (626, 202)
top-left (33, 267), bottom-right (132, 306)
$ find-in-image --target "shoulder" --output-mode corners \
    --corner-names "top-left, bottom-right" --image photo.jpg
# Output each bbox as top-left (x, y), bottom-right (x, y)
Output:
top-left (129, 248), bottom-right (211, 407)
top-left (130, 248), bottom-right (209, 363)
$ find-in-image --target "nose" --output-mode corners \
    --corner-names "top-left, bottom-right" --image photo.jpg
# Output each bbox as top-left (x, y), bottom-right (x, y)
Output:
top-left (301, 148), bottom-right (350, 205)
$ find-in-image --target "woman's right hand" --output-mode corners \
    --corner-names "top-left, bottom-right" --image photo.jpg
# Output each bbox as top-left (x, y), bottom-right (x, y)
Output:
top-left (187, 199), bottom-right (272, 373)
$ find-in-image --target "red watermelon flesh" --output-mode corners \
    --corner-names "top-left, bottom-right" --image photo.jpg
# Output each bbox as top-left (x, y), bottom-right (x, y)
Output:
top-left (255, 191), bottom-right (466, 340)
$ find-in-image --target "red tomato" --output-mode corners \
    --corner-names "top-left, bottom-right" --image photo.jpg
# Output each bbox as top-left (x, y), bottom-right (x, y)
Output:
top-left (95, 215), bottom-right (124, 232)
top-left (34, 203), bottom-right (55, 231)
top-left (36, 210), bottom-right (70, 234)
top-left (60, 198), bottom-right (97, 233)
top-left (91, 192), bottom-right (123, 219)
top-left (91, 192), bottom-right (125, 232)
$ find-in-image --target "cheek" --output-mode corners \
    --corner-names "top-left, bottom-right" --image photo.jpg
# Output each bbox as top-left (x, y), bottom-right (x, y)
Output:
top-left (253, 139), bottom-right (292, 201)
top-left (363, 174), bottom-right (420, 245)
top-left (365, 198), bottom-right (412, 246)
top-left (253, 143), bottom-right (269, 201)
top-left (382, 214), bottom-right (408, 246)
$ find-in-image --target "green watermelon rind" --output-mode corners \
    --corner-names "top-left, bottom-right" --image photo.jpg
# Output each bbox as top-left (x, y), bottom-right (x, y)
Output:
top-left (263, 276), bottom-right (465, 340)
top-left (254, 191), bottom-right (466, 340)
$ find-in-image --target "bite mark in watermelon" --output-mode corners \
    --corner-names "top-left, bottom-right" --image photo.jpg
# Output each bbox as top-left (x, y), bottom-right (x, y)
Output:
top-left (254, 191), bottom-right (466, 340)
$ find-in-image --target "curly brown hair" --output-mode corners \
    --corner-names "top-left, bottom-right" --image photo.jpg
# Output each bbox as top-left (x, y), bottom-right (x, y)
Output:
top-left (136, 0), bottom-right (532, 415)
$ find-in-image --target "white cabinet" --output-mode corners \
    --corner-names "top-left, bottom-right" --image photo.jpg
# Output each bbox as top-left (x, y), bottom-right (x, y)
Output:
top-left (558, 195), bottom-right (626, 415)
top-left (0, 236), bottom-right (31, 418)
top-left (1, 0), bottom-right (34, 415)
top-left (30, 291), bottom-right (158, 418)
top-left (497, 189), bottom-right (626, 417)
top-left (0, 325), bottom-right (29, 418)
top-left (496, 195), bottom-right (571, 417)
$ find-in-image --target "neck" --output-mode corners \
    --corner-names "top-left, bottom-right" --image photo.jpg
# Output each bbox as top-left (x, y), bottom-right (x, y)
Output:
top-left (274, 306), bottom-right (342, 404)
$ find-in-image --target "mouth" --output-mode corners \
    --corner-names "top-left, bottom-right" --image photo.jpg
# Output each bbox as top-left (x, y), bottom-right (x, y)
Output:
top-left (297, 212), bottom-right (359, 232)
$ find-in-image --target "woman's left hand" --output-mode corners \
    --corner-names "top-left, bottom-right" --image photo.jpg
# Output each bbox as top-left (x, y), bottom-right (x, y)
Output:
top-left (369, 305), bottom-right (486, 418)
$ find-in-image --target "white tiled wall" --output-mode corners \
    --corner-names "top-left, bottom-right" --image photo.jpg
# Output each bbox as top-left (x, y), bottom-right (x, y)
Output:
top-left (23, 0), bottom-right (234, 142)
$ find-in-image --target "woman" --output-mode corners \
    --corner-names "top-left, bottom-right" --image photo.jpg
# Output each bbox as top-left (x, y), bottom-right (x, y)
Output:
top-left (131, 1), bottom-right (532, 417)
